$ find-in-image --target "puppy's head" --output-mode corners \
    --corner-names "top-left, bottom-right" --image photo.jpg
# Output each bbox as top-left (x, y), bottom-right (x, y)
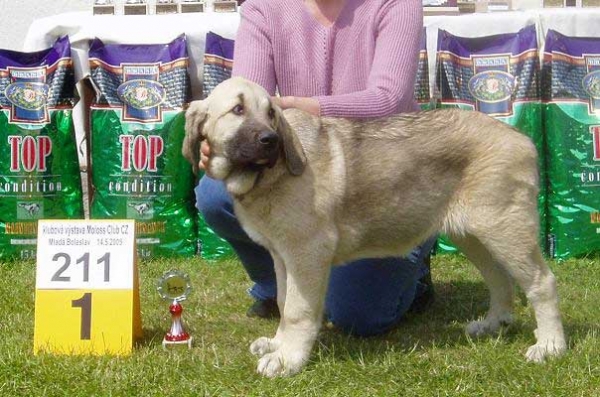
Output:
top-left (183, 77), bottom-right (306, 194)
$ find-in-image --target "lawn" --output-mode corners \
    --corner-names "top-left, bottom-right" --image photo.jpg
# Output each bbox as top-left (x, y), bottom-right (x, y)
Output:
top-left (1, 254), bottom-right (599, 396)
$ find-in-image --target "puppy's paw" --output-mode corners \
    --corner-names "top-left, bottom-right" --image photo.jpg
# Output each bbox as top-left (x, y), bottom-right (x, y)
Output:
top-left (250, 337), bottom-right (280, 357)
top-left (256, 349), bottom-right (308, 378)
top-left (525, 338), bottom-right (566, 363)
top-left (466, 320), bottom-right (494, 337)
top-left (466, 314), bottom-right (513, 337)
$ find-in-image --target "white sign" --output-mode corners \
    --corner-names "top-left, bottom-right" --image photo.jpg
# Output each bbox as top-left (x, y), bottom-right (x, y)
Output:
top-left (36, 220), bottom-right (135, 290)
top-left (34, 219), bottom-right (141, 355)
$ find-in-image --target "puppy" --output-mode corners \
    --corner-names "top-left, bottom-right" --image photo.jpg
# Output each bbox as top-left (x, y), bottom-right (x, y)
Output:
top-left (184, 77), bottom-right (566, 377)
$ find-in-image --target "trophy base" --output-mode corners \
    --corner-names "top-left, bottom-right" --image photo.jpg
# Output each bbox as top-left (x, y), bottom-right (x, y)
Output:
top-left (162, 336), bottom-right (193, 350)
top-left (213, 1), bottom-right (238, 12)
top-left (179, 2), bottom-right (205, 13)
top-left (156, 3), bottom-right (178, 14)
top-left (93, 5), bottom-right (115, 15)
top-left (123, 4), bottom-right (149, 15)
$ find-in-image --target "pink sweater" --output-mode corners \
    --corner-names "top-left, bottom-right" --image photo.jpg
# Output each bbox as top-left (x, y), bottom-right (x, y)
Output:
top-left (232, 0), bottom-right (423, 118)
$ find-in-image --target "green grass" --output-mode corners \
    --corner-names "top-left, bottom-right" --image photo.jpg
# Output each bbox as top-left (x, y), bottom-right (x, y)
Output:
top-left (1, 255), bottom-right (599, 396)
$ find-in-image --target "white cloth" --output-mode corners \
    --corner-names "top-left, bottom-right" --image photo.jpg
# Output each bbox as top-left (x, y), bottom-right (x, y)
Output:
top-left (24, 11), bottom-right (240, 98)
top-left (24, 9), bottom-right (600, 99)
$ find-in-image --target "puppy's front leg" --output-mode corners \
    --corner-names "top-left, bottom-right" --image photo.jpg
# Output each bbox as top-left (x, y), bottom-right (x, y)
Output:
top-left (255, 249), bottom-right (331, 378)
top-left (250, 251), bottom-right (287, 357)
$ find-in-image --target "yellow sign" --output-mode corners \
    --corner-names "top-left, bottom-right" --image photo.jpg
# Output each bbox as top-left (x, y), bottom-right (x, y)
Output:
top-left (33, 220), bottom-right (142, 355)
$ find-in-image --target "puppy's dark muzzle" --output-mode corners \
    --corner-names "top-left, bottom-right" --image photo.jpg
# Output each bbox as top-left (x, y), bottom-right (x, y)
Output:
top-left (255, 131), bottom-right (280, 168)
top-left (258, 131), bottom-right (279, 149)
top-left (230, 126), bottom-right (281, 171)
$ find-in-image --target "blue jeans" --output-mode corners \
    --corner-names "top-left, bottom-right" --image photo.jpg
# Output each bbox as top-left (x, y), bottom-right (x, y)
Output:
top-left (196, 176), bottom-right (435, 337)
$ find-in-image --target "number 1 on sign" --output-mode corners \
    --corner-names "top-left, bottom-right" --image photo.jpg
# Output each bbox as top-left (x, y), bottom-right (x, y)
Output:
top-left (71, 293), bottom-right (92, 340)
top-left (98, 252), bottom-right (110, 282)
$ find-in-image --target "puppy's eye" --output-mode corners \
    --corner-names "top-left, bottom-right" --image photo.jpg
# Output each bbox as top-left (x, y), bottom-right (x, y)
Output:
top-left (232, 104), bottom-right (244, 115)
top-left (268, 108), bottom-right (275, 119)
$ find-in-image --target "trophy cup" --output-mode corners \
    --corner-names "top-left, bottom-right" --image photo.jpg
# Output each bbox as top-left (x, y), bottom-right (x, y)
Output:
top-left (123, 0), bottom-right (149, 15)
top-left (157, 270), bottom-right (193, 349)
top-left (93, 0), bottom-right (116, 15)
top-left (179, 0), bottom-right (205, 13)
top-left (212, 0), bottom-right (238, 12)
top-left (156, 0), bottom-right (179, 14)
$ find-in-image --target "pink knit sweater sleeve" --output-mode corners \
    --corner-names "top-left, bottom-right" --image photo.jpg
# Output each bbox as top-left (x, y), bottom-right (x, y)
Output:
top-left (317, 0), bottom-right (423, 118)
top-left (231, 1), bottom-right (277, 96)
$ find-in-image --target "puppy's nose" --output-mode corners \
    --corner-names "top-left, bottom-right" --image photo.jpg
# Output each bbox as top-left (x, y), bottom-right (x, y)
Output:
top-left (258, 131), bottom-right (279, 148)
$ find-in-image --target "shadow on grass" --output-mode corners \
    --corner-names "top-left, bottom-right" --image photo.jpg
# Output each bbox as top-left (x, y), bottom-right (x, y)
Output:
top-left (561, 320), bottom-right (600, 350)
top-left (135, 327), bottom-right (168, 348)
top-left (315, 279), bottom-right (535, 362)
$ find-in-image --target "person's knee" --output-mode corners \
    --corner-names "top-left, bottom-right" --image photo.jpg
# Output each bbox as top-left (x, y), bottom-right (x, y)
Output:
top-left (195, 179), bottom-right (232, 234)
top-left (197, 196), bottom-right (227, 224)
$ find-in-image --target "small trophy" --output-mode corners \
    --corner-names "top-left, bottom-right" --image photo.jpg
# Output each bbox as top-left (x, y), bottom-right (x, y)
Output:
top-left (156, 0), bottom-right (178, 14)
top-left (212, 0), bottom-right (238, 12)
top-left (93, 0), bottom-right (115, 15)
top-left (123, 0), bottom-right (149, 15)
top-left (157, 270), bottom-right (193, 349)
top-left (179, 0), bottom-right (205, 13)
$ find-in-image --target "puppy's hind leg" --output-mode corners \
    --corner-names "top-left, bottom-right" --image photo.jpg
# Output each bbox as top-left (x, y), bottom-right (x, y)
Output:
top-left (475, 230), bottom-right (566, 362)
top-left (451, 234), bottom-right (515, 337)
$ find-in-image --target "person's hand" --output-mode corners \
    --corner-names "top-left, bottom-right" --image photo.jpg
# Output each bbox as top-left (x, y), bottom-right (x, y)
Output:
top-left (272, 96), bottom-right (320, 116)
top-left (271, 96), bottom-right (294, 110)
top-left (199, 140), bottom-right (210, 171)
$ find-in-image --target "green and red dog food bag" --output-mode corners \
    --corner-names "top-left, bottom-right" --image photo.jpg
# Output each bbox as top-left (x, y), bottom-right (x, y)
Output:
top-left (543, 29), bottom-right (600, 259)
top-left (88, 35), bottom-right (196, 258)
top-left (0, 36), bottom-right (83, 260)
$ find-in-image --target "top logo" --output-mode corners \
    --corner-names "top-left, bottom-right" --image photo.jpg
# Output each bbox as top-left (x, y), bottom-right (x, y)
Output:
top-left (583, 70), bottom-right (600, 100)
top-left (5, 82), bottom-right (49, 111)
top-left (468, 71), bottom-right (515, 103)
top-left (117, 79), bottom-right (165, 110)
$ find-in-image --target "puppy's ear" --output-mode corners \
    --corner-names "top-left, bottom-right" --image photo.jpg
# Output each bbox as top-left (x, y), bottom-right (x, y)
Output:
top-left (183, 100), bottom-right (208, 175)
top-left (275, 107), bottom-right (306, 176)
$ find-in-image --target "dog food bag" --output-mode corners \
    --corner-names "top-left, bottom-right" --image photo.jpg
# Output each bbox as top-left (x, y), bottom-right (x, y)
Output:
top-left (0, 36), bottom-right (83, 260)
top-left (543, 30), bottom-right (600, 259)
top-left (88, 36), bottom-right (197, 258)
top-left (415, 28), bottom-right (431, 111)
top-left (435, 25), bottom-right (545, 253)
top-left (197, 32), bottom-right (235, 260)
